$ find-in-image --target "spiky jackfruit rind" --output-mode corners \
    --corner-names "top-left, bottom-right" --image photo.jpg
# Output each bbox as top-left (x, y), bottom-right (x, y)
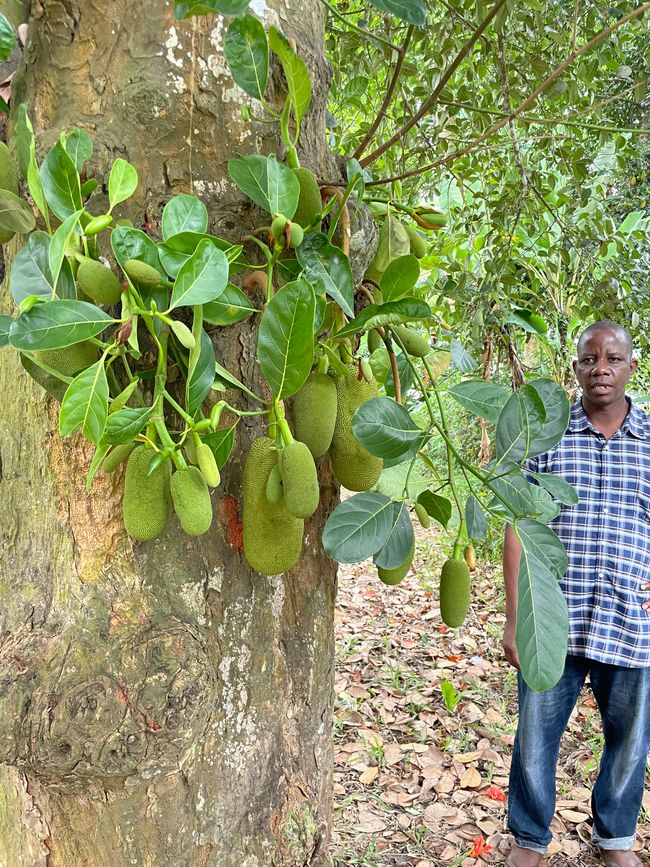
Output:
top-left (0, 142), bottom-right (18, 196)
top-left (291, 167), bottom-right (322, 230)
top-left (123, 446), bottom-right (171, 541)
top-left (329, 373), bottom-right (383, 492)
top-left (36, 341), bottom-right (98, 376)
top-left (439, 558), bottom-right (471, 628)
top-left (102, 443), bottom-right (136, 474)
top-left (76, 257), bottom-right (122, 305)
top-left (292, 372), bottom-right (337, 458)
top-left (391, 324), bottom-right (430, 358)
top-left (377, 537), bottom-right (415, 585)
top-left (278, 440), bottom-right (319, 519)
top-left (170, 466), bottom-right (213, 536)
top-left (243, 437), bottom-right (304, 575)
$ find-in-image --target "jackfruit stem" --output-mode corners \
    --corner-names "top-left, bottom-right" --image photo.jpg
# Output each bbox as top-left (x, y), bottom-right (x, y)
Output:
top-left (278, 418), bottom-right (294, 447)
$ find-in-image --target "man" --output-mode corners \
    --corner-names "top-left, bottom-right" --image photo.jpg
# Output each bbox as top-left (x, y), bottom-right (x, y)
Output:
top-left (503, 321), bottom-right (650, 867)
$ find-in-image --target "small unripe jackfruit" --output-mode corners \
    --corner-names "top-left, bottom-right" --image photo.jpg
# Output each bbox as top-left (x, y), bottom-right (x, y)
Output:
top-left (37, 340), bottom-right (98, 376)
top-left (367, 329), bottom-right (382, 354)
top-left (0, 142), bottom-right (18, 195)
top-left (329, 373), bottom-right (383, 492)
top-left (291, 167), bottom-right (322, 230)
top-left (265, 462), bottom-right (283, 505)
top-left (196, 443), bottom-right (220, 488)
top-left (102, 443), bottom-right (136, 474)
top-left (278, 440), bottom-right (319, 519)
top-left (414, 502), bottom-right (430, 528)
top-left (292, 372), bottom-right (337, 458)
top-left (170, 466), bottom-right (213, 536)
top-left (123, 446), bottom-right (171, 541)
top-left (439, 558), bottom-right (471, 628)
top-left (243, 437), bottom-right (303, 575)
top-left (123, 259), bottom-right (163, 287)
top-left (391, 325), bottom-right (430, 358)
top-left (77, 257), bottom-right (122, 306)
top-left (378, 537), bottom-right (415, 585)
top-left (404, 223), bottom-right (427, 259)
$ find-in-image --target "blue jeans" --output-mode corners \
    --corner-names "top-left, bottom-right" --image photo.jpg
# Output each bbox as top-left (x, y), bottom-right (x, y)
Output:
top-left (508, 655), bottom-right (650, 853)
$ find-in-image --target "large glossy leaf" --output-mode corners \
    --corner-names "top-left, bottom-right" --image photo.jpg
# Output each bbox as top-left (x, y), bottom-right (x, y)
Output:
top-left (49, 211), bottom-right (82, 292)
top-left (352, 396), bottom-right (422, 460)
top-left (187, 328), bottom-right (216, 415)
top-left (0, 315), bottom-right (11, 349)
top-left (0, 13), bottom-right (16, 62)
top-left (526, 378), bottom-right (571, 456)
top-left (158, 231), bottom-right (235, 278)
top-left (11, 231), bottom-right (53, 304)
top-left (488, 466), bottom-right (559, 522)
top-left (162, 194), bottom-right (209, 240)
top-left (447, 380), bottom-right (510, 424)
top-left (380, 254), bottom-right (420, 302)
top-left (515, 519), bottom-right (569, 691)
top-left (450, 337), bottom-right (478, 372)
top-left (496, 385), bottom-right (546, 463)
top-left (373, 503), bottom-right (414, 570)
top-left (175, 0), bottom-right (250, 17)
top-left (9, 300), bottom-right (113, 351)
top-left (108, 158), bottom-right (138, 210)
top-left (465, 495), bottom-right (487, 540)
top-left (111, 225), bottom-right (162, 271)
top-left (40, 142), bottom-right (82, 220)
top-left (257, 278), bottom-right (315, 399)
top-left (228, 154), bottom-right (299, 218)
top-left (529, 471), bottom-right (579, 506)
top-left (268, 27), bottom-right (311, 126)
top-left (506, 308), bottom-right (547, 335)
top-left (335, 297), bottom-right (432, 339)
top-left (417, 490), bottom-right (452, 529)
top-left (203, 283), bottom-right (257, 325)
top-left (203, 425), bottom-right (236, 469)
top-left (0, 189), bottom-right (36, 234)
top-left (104, 407), bottom-right (152, 445)
top-left (368, 0), bottom-right (426, 26)
top-left (64, 129), bottom-right (93, 172)
top-left (224, 15), bottom-right (268, 101)
top-left (322, 492), bottom-right (397, 563)
top-left (59, 360), bottom-right (109, 445)
top-left (296, 233), bottom-right (354, 318)
top-left (169, 239), bottom-right (229, 309)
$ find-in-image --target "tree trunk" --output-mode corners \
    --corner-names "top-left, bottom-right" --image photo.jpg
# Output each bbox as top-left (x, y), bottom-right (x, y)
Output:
top-left (0, 2), bottom-right (339, 864)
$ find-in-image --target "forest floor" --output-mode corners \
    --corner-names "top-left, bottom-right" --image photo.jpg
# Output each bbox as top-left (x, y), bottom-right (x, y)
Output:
top-left (330, 526), bottom-right (650, 867)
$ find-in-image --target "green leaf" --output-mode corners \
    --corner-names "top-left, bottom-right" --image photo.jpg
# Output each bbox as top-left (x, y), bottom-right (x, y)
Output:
top-left (169, 239), bottom-right (229, 309)
top-left (64, 129), bottom-right (93, 172)
top-left (496, 385), bottom-right (546, 463)
top-left (295, 233), bottom-right (354, 318)
top-left (59, 360), bottom-right (109, 445)
top-left (203, 283), bottom-right (257, 325)
top-left (515, 519), bottom-right (569, 691)
top-left (416, 490), bottom-right (452, 529)
top-left (352, 396), bottom-right (423, 460)
top-left (257, 278), bottom-right (315, 400)
top-left (213, 358), bottom-right (259, 400)
top-left (9, 300), bottom-right (113, 351)
top-left (268, 27), bottom-right (311, 126)
top-left (0, 315), bottom-right (11, 349)
top-left (505, 308), bottom-right (547, 336)
top-left (162, 194), bottom-right (209, 240)
top-left (373, 503), bottom-right (414, 570)
top-left (380, 254), bottom-right (420, 302)
top-left (465, 495), bottom-right (487, 540)
top-left (224, 14), bottom-right (268, 101)
top-left (335, 297), bottom-right (432, 340)
top-left (40, 142), bottom-right (82, 220)
top-left (447, 380), bottom-right (510, 424)
top-left (104, 407), bottom-right (152, 445)
top-left (187, 328), bottom-right (216, 415)
top-left (10, 232), bottom-right (53, 304)
top-left (158, 232), bottom-right (240, 279)
top-left (488, 465), bottom-right (559, 522)
top-left (174, 0), bottom-right (250, 17)
top-left (322, 492), bottom-right (397, 563)
top-left (15, 103), bottom-right (32, 179)
top-left (0, 13), bottom-right (16, 62)
top-left (367, 0), bottom-right (426, 26)
top-left (526, 379), bottom-right (571, 456)
top-left (203, 425), bottom-right (236, 469)
top-left (108, 158), bottom-right (138, 210)
top-left (49, 211), bottom-right (82, 293)
top-left (228, 154), bottom-right (299, 218)
top-left (111, 225), bottom-right (161, 270)
top-left (450, 337), bottom-right (478, 373)
top-left (86, 443), bottom-right (111, 493)
top-left (528, 471), bottom-right (579, 507)
top-left (0, 189), bottom-right (36, 235)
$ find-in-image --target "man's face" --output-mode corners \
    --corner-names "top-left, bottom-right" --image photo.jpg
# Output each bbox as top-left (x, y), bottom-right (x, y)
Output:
top-left (573, 329), bottom-right (637, 409)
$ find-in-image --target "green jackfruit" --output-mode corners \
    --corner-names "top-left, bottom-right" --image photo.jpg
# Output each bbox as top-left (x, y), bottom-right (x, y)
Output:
top-left (366, 216), bottom-right (410, 282)
top-left (37, 341), bottom-right (98, 376)
top-left (404, 223), bottom-right (427, 259)
top-left (414, 502), bottom-right (430, 529)
top-left (367, 329), bottom-right (382, 354)
top-left (377, 537), bottom-right (415, 585)
top-left (76, 257), bottom-right (122, 306)
top-left (243, 437), bottom-right (303, 575)
top-left (196, 443), bottom-right (220, 488)
top-left (329, 373), bottom-right (383, 492)
top-left (292, 372), bottom-right (337, 458)
top-left (292, 167), bottom-right (322, 230)
top-left (0, 142), bottom-right (18, 195)
top-left (102, 443), bottom-right (136, 474)
top-left (278, 440), bottom-right (319, 519)
top-left (170, 466), bottom-right (213, 536)
top-left (391, 325), bottom-right (430, 358)
top-left (265, 463), bottom-right (283, 505)
top-left (123, 259), bottom-right (163, 287)
top-left (439, 558), bottom-right (471, 628)
top-left (122, 446), bottom-right (171, 541)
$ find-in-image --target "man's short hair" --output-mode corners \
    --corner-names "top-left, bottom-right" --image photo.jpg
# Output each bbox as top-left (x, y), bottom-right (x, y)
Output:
top-left (576, 320), bottom-right (634, 359)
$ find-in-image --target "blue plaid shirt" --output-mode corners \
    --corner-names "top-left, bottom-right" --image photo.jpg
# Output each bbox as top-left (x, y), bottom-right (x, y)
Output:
top-left (526, 398), bottom-right (650, 668)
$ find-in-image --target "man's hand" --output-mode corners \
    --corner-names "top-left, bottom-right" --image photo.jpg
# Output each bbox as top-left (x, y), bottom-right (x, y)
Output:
top-left (503, 619), bottom-right (520, 669)
top-left (642, 582), bottom-right (650, 611)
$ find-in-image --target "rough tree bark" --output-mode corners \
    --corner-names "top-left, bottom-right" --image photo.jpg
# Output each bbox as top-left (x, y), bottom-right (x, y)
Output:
top-left (0, 2), bottom-right (342, 864)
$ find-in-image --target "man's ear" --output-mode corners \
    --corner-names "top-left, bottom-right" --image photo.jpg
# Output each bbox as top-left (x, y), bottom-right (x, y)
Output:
top-left (572, 357), bottom-right (578, 376)
top-left (630, 358), bottom-right (638, 375)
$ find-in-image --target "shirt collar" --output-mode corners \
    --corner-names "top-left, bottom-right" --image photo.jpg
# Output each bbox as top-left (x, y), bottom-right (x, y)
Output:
top-left (568, 397), bottom-right (650, 440)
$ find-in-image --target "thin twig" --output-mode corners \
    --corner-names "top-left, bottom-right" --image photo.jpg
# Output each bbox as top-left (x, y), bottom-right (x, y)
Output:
top-left (318, 0), bottom-right (399, 53)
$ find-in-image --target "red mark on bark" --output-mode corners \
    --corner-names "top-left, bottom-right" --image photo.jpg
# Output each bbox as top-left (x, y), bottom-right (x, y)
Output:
top-left (220, 495), bottom-right (243, 551)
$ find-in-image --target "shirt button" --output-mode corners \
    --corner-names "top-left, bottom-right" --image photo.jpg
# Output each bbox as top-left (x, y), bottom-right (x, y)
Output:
top-left (598, 572), bottom-right (605, 578)
top-left (603, 507), bottom-right (609, 514)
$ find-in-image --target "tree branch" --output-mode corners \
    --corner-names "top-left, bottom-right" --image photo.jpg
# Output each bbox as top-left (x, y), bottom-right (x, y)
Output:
top-left (318, 0), bottom-right (399, 54)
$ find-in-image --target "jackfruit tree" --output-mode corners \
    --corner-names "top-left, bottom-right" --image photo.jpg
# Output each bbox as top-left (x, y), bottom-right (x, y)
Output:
top-left (0, 0), bottom-right (647, 864)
